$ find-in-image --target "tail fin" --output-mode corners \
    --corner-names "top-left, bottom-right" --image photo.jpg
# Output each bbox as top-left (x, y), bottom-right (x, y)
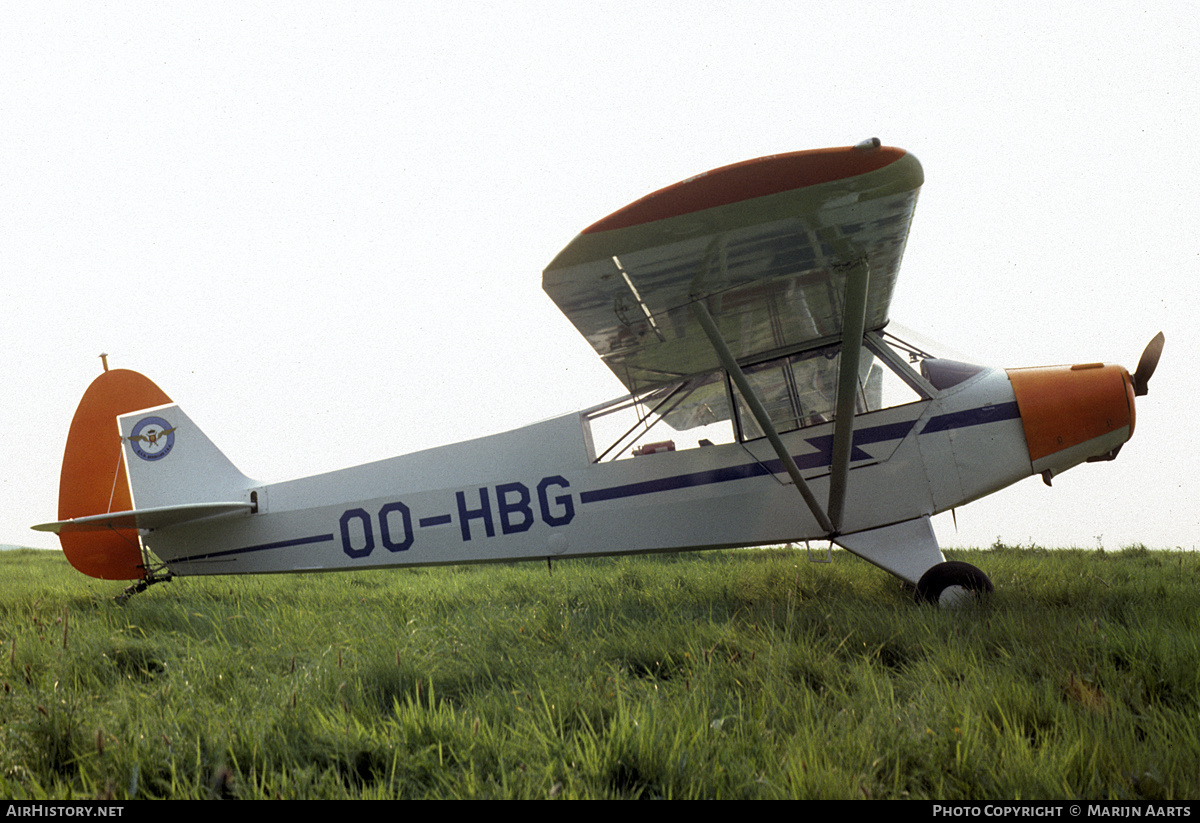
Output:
top-left (117, 403), bottom-right (252, 510)
top-left (56, 369), bottom-right (172, 580)
top-left (48, 369), bottom-right (254, 581)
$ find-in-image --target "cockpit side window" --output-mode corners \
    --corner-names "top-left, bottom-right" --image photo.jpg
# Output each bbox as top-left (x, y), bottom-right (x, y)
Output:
top-left (733, 341), bottom-right (927, 442)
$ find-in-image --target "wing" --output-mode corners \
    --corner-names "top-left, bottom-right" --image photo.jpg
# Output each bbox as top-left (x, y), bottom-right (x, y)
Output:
top-left (543, 143), bottom-right (923, 399)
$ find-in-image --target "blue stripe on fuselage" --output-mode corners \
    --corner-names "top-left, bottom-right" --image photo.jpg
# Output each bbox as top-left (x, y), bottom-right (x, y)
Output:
top-left (919, 401), bottom-right (1020, 433)
top-left (171, 533), bottom-right (335, 565)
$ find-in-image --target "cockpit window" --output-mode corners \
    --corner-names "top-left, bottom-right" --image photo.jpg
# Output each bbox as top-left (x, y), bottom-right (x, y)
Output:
top-left (732, 340), bottom-right (927, 442)
top-left (581, 330), bottom-right (942, 461)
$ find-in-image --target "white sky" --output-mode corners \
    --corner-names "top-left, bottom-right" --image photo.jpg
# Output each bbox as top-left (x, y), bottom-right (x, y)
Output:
top-left (3, 2), bottom-right (1197, 554)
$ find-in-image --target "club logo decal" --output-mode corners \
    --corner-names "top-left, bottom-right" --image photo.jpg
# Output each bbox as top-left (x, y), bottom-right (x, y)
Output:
top-left (128, 416), bottom-right (176, 461)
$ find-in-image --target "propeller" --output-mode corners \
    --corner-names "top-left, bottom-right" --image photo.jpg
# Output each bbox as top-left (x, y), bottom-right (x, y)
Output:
top-left (1132, 332), bottom-right (1165, 397)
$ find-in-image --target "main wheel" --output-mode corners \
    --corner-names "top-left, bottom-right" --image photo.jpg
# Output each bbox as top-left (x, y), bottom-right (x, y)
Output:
top-left (914, 561), bottom-right (993, 606)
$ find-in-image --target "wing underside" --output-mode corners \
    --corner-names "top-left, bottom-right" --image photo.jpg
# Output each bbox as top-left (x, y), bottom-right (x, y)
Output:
top-left (543, 145), bottom-right (924, 400)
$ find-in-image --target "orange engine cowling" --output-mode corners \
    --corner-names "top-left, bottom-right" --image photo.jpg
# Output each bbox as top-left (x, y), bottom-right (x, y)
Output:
top-left (1007, 363), bottom-right (1135, 474)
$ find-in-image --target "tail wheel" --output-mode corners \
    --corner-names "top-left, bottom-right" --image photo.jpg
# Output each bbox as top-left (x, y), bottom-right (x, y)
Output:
top-left (914, 561), bottom-right (993, 606)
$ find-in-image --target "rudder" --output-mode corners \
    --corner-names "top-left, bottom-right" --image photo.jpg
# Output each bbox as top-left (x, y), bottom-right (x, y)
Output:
top-left (57, 369), bottom-right (172, 580)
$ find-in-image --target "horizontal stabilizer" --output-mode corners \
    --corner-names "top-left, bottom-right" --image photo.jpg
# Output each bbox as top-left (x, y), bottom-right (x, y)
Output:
top-left (33, 501), bottom-right (253, 535)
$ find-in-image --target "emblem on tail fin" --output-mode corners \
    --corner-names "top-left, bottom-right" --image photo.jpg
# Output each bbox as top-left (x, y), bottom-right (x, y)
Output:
top-left (128, 416), bottom-right (176, 461)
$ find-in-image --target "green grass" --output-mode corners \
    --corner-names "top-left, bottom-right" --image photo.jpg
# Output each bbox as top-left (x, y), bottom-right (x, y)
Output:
top-left (0, 544), bottom-right (1197, 799)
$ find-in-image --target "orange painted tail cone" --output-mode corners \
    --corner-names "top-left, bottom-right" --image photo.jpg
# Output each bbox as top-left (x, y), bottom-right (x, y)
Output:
top-left (57, 369), bottom-right (171, 580)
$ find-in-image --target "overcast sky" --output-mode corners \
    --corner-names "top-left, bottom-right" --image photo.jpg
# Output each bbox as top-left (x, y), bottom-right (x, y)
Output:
top-left (3, 2), bottom-right (1197, 556)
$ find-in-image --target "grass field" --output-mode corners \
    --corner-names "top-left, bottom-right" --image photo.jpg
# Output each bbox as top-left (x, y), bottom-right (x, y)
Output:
top-left (0, 543), bottom-right (1197, 799)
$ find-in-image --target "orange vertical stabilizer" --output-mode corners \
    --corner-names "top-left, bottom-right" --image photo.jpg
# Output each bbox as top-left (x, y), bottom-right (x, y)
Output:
top-left (57, 369), bottom-right (171, 580)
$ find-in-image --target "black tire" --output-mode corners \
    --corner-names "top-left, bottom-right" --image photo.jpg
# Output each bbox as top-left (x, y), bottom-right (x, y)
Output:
top-left (914, 561), bottom-right (993, 605)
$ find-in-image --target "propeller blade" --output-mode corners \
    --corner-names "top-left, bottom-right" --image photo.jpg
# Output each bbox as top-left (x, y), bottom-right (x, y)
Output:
top-left (1133, 332), bottom-right (1164, 397)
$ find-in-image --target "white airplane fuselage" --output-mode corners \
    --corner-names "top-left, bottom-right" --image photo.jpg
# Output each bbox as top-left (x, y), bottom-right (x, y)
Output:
top-left (124, 361), bottom-right (1126, 586)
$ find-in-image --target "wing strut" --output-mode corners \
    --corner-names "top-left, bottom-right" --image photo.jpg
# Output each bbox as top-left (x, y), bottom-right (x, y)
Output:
top-left (826, 257), bottom-right (870, 532)
top-left (692, 300), bottom-right (835, 535)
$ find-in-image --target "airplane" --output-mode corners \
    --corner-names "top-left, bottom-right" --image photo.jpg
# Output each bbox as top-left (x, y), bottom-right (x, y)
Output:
top-left (33, 139), bottom-right (1164, 605)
